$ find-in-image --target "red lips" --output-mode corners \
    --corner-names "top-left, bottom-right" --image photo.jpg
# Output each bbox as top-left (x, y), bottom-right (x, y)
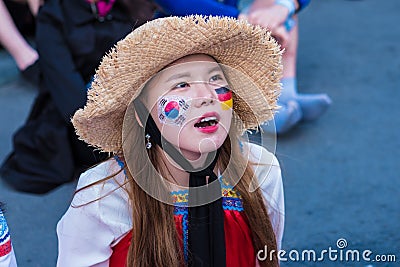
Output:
top-left (194, 112), bottom-right (220, 133)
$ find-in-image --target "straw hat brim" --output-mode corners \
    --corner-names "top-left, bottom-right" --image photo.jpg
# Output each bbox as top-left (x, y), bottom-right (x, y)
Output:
top-left (72, 15), bottom-right (283, 153)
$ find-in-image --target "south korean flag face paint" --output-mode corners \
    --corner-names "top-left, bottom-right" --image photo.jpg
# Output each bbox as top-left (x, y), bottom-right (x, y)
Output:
top-left (157, 95), bottom-right (192, 126)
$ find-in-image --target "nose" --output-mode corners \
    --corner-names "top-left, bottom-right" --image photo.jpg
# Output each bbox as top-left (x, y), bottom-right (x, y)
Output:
top-left (192, 82), bottom-right (217, 107)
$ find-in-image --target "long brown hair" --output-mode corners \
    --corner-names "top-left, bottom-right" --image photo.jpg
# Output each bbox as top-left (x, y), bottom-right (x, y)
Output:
top-left (122, 112), bottom-right (279, 266)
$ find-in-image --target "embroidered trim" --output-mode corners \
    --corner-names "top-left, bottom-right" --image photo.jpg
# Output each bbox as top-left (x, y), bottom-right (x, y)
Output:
top-left (0, 231), bottom-right (9, 244)
top-left (222, 197), bottom-right (244, 211)
top-left (220, 178), bottom-right (242, 199)
top-left (169, 178), bottom-right (243, 209)
top-left (170, 178), bottom-right (244, 260)
top-left (182, 211), bottom-right (189, 261)
top-left (173, 205), bottom-right (188, 215)
top-left (221, 187), bottom-right (241, 199)
top-left (114, 155), bottom-right (124, 169)
top-left (173, 206), bottom-right (189, 261)
top-left (0, 239), bottom-right (11, 257)
top-left (238, 140), bottom-right (244, 153)
top-left (171, 190), bottom-right (189, 205)
top-left (0, 211), bottom-right (12, 257)
top-left (114, 156), bottom-right (127, 177)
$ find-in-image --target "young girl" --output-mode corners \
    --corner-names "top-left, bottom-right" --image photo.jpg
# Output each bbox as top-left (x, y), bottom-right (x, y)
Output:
top-left (57, 15), bottom-right (285, 267)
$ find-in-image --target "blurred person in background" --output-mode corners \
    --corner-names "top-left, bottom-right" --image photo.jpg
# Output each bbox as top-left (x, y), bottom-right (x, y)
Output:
top-left (0, 0), bottom-right (41, 84)
top-left (0, 0), bottom-right (155, 194)
top-left (243, 0), bottom-right (331, 133)
top-left (0, 203), bottom-right (17, 267)
top-left (155, 0), bottom-right (331, 134)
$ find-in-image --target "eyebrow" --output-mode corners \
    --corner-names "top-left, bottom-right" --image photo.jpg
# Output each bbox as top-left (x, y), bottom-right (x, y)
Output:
top-left (165, 65), bottom-right (223, 82)
top-left (166, 72), bottom-right (191, 82)
top-left (208, 66), bottom-right (223, 74)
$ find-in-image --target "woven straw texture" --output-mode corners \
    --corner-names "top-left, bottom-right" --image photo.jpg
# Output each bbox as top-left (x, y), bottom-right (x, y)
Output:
top-left (72, 15), bottom-right (283, 153)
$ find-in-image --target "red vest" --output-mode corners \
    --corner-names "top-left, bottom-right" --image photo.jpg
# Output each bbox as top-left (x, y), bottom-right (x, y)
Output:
top-left (110, 181), bottom-right (256, 266)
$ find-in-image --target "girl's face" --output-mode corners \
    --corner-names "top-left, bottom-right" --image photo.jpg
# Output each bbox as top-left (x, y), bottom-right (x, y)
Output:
top-left (143, 54), bottom-right (233, 160)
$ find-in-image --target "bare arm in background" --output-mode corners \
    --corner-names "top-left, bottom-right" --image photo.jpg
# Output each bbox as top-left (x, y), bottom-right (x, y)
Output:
top-left (0, 0), bottom-right (40, 70)
top-left (241, 0), bottom-right (306, 47)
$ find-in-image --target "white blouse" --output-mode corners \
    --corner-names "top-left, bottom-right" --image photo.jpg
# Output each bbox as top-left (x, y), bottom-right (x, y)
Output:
top-left (56, 142), bottom-right (284, 267)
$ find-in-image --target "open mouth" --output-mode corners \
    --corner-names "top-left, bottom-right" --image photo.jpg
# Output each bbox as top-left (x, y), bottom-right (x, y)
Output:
top-left (194, 116), bottom-right (219, 128)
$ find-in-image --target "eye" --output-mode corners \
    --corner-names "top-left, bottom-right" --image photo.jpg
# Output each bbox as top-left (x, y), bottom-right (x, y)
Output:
top-left (210, 74), bottom-right (223, 83)
top-left (173, 82), bottom-right (190, 89)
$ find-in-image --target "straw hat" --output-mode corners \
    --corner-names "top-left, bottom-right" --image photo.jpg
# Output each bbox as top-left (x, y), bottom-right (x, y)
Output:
top-left (72, 15), bottom-right (283, 153)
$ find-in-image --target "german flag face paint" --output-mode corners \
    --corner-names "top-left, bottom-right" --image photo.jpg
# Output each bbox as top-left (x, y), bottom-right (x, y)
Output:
top-left (215, 87), bottom-right (233, 110)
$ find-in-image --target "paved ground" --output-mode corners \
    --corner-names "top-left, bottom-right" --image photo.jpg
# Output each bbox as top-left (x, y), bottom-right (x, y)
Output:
top-left (0, 0), bottom-right (399, 266)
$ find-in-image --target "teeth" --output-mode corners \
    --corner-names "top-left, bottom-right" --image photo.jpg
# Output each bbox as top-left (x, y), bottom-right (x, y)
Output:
top-left (200, 116), bottom-right (218, 123)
